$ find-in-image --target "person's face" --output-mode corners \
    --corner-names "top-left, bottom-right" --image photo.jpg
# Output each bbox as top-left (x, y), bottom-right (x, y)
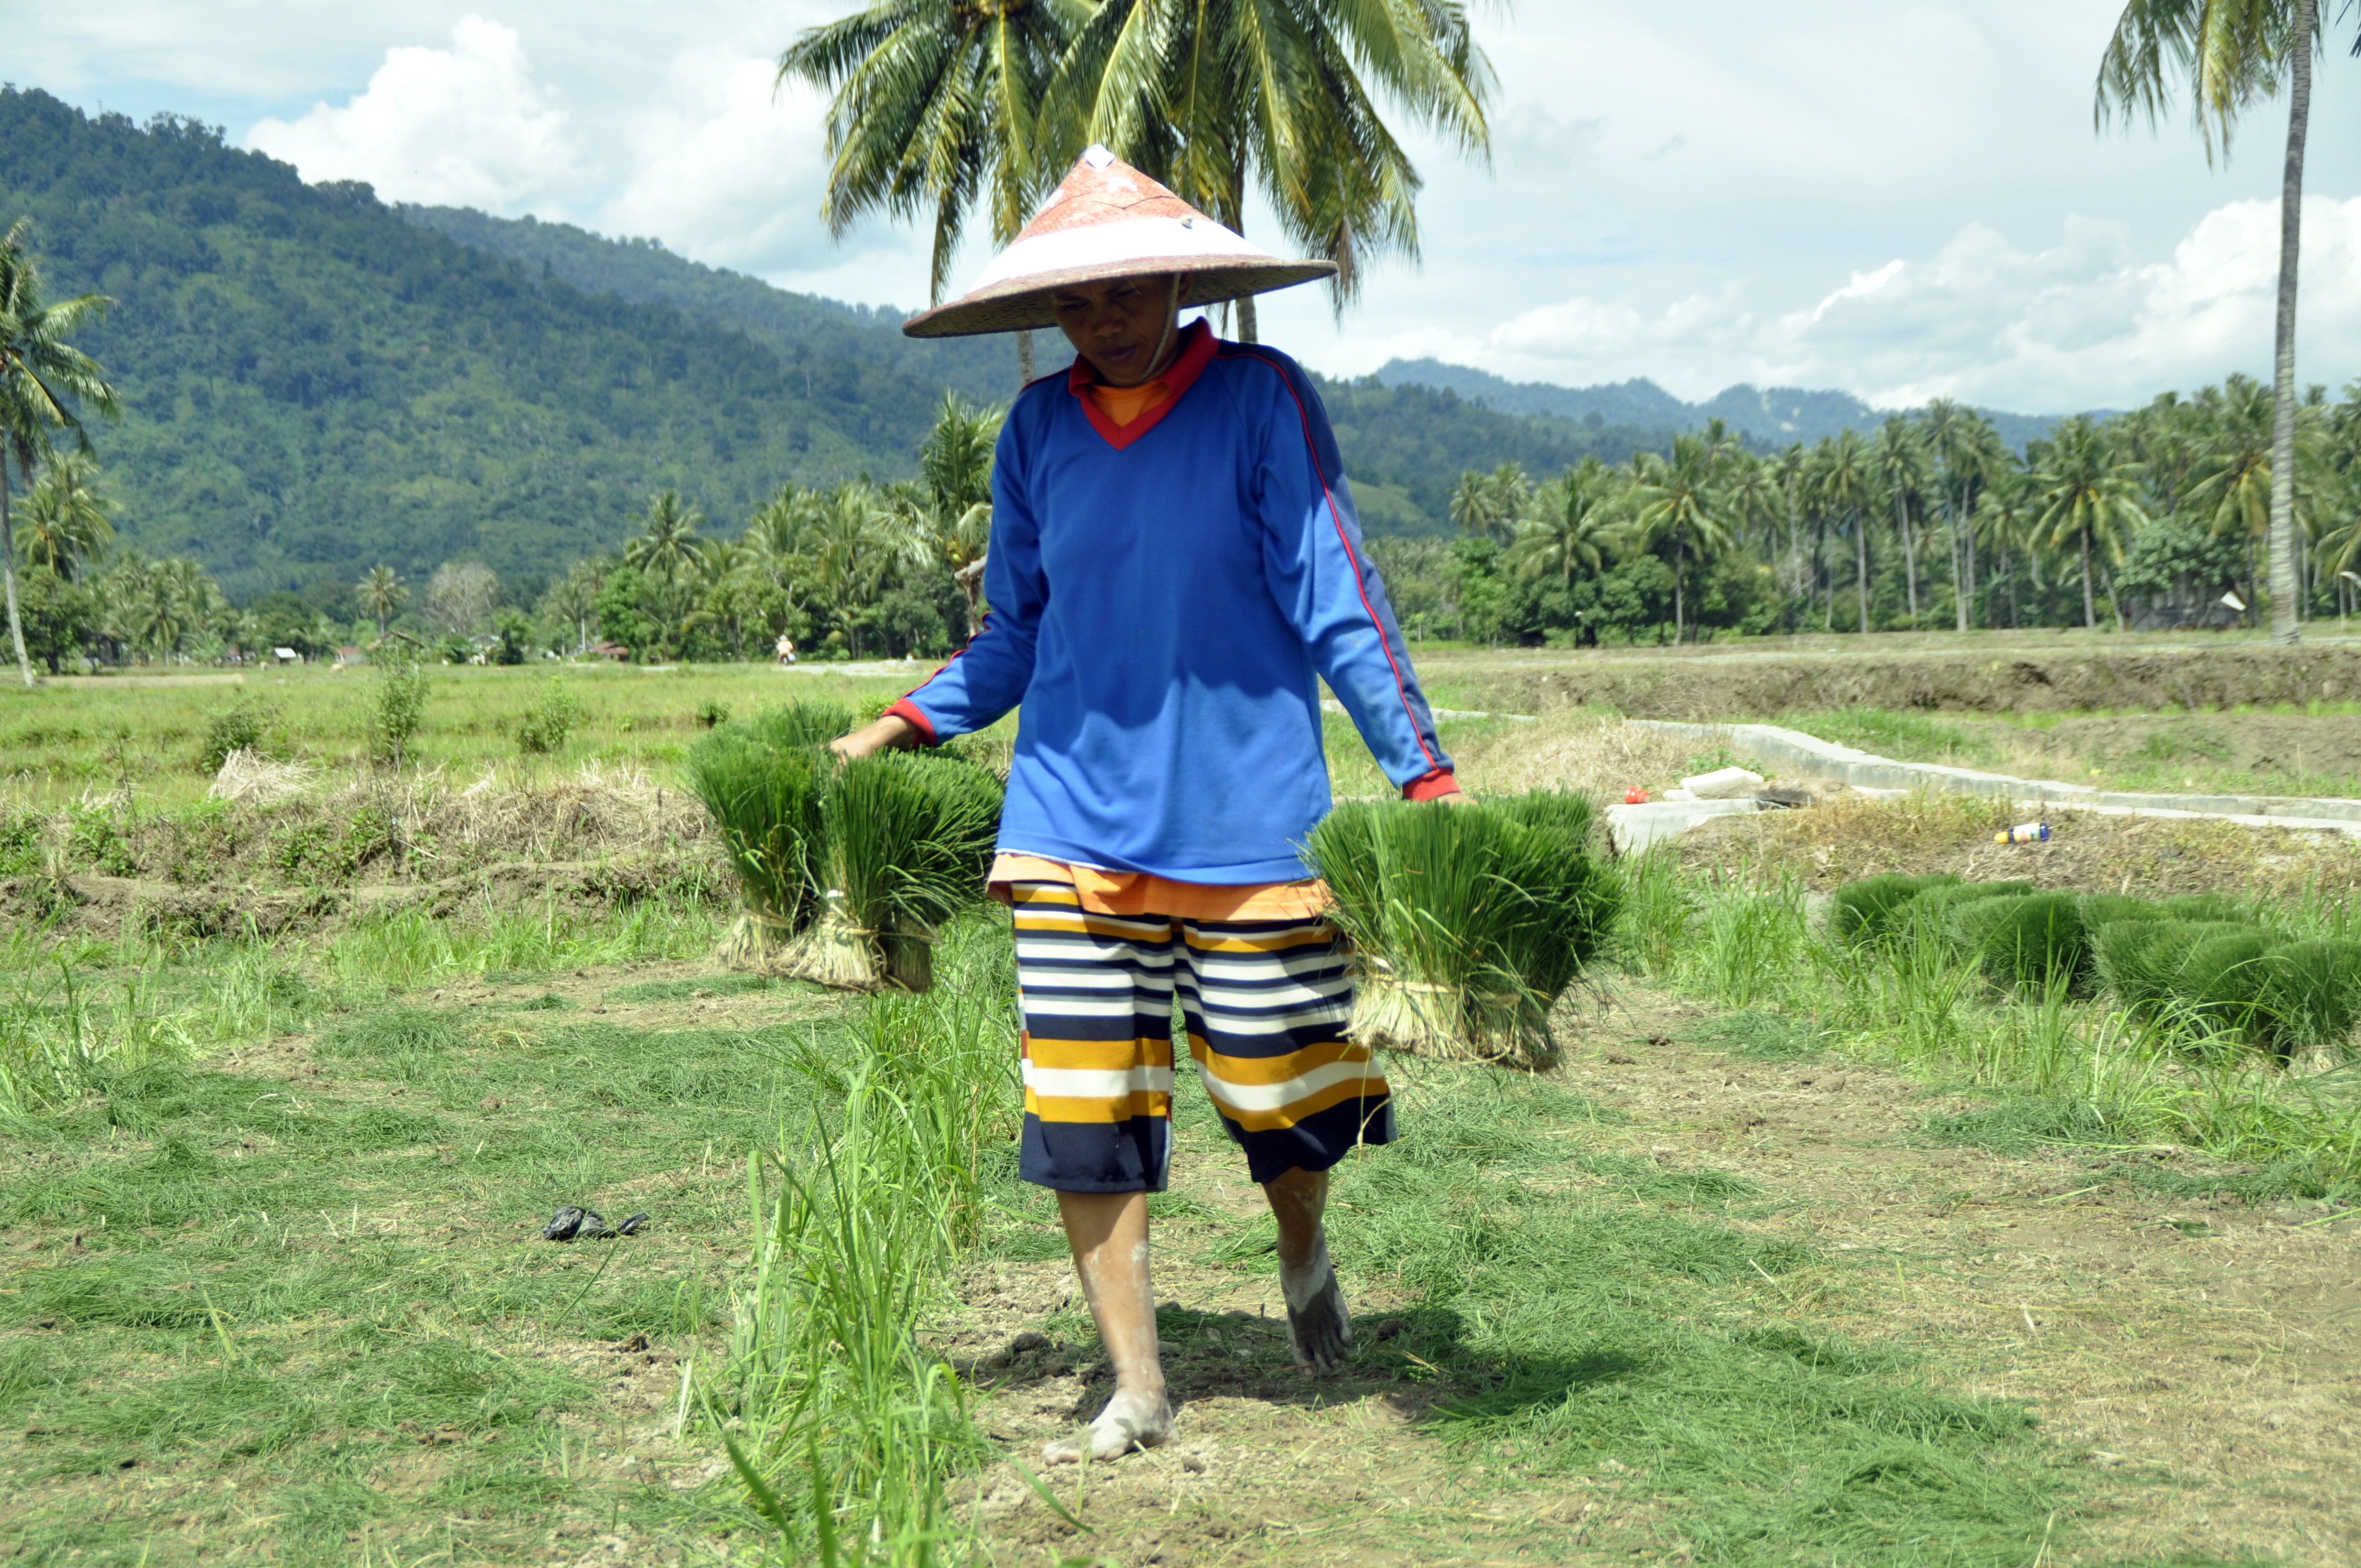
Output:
top-left (1049, 274), bottom-right (1185, 386)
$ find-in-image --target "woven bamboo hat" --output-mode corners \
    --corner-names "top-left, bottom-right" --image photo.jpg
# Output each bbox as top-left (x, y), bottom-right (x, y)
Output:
top-left (900, 146), bottom-right (1336, 339)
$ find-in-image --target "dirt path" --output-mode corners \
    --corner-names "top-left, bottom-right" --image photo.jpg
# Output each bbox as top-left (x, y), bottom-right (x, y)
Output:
top-left (948, 981), bottom-right (2361, 1566)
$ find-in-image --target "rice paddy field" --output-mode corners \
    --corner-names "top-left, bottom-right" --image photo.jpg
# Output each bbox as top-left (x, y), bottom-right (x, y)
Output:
top-left (3, 644), bottom-right (2359, 1566)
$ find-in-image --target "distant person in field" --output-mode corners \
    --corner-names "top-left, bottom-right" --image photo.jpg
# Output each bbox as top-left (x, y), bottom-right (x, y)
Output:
top-left (775, 633), bottom-right (795, 666)
top-left (830, 148), bottom-right (1460, 1464)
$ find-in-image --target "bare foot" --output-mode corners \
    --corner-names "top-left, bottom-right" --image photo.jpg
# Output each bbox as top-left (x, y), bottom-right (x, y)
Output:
top-left (1042, 1382), bottom-right (1173, 1464)
top-left (1281, 1230), bottom-right (1352, 1375)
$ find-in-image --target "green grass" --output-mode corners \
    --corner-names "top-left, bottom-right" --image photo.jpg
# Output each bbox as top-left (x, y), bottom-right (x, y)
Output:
top-left (0, 946), bottom-right (819, 1560)
top-left (0, 872), bottom-right (2139, 1565)
top-left (0, 662), bottom-right (932, 808)
top-left (1774, 709), bottom-right (2003, 768)
top-left (1623, 853), bottom-right (2361, 1207)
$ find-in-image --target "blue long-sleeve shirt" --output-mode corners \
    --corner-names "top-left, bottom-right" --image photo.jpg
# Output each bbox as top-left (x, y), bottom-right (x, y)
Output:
top-left (890, 321), bottom-right (1453, 884)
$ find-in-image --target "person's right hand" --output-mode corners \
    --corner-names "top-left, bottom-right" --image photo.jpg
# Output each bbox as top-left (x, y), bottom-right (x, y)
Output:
top-left (830, 713), bottom-right (922, 761)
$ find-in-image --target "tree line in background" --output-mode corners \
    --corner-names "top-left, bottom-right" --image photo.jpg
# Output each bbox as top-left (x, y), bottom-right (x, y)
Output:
top-left (0, 396), bottom-right (999, 671)
top-left (19, 369), bottom-right (2361, 669)
top-left (1375, 375), bottom-right (2361, 646)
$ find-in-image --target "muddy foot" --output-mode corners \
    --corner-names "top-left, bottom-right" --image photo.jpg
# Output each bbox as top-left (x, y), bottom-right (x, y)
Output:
top-left (1042, 1384), bottom-right (1173, 1464)
top-left (1282, 1243), bottom-right (1352, 1375)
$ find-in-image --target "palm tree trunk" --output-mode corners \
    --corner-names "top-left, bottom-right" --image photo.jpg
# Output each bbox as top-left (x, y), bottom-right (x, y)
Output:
top-left (1898, 494), bottom-right (1918, 624)
top-left (1016, 329), bottom-right (1037, 386)
top-left (1237, 292), bottom-right (1258, 345)
top-left (2081, 526), bottom-right (2097, 630)
top-left (1, 461), bottom-right (31, 689)
top-left (2268, 0), bottom-right (2316, 646)
top-left (1962, 502), bottom-right (1978, 629)
top-left (1855, 518), bottom-right (1869, 634)
top-left (1673, 522), bottom-right (1687, 644)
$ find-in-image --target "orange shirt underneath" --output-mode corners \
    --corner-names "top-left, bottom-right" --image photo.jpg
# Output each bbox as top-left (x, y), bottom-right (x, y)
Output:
top-left (1080, 375), bottom-right (1176, 429)
top-left (989, 852), bottom-right (1329, 922)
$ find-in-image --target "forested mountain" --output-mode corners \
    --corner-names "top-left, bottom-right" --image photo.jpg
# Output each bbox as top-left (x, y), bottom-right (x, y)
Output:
top-left (0, 86), bottom-right (1687, 597)
top-left (401, 204), bottom-right (1021, 406)
top-left (1376, 357), bottom-right (2069, 451)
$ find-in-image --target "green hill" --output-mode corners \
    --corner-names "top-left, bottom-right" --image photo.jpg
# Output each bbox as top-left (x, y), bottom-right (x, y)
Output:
top-left (0, 87), bottom-right (1680, 595)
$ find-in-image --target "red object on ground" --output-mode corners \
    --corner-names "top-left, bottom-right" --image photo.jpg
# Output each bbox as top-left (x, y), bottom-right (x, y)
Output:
top-left (1624, 787), bottom-right (1648, 805)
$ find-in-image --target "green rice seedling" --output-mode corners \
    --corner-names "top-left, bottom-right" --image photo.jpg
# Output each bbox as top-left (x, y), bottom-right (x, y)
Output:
top-left (1689, 872), bottom-right (1810, 1011)
top-left (1828, 872), bottom-right (1957, 947)
top-left (2159, 891), bottom-right (2245, 923)
top-left (1613, 844), bottom-right (1694, 978)
top-left (2095, 918), bottom-right (2255, 1020)
top-left (726, 982), bottom-right (1006, 1559)
top-left (786, 751), bottom-right (1004, 993)
top-left (2077, 891), bottom-right (2167, 932)
top-left (1946, 891), bottom-right (2090, 993)
top-left (686, 701), bottom-right (855, 968)
top-left (1876, 878), bottom-right (2036, 961)
top-left (1305, 791), bottom-right (1619, 1063)
top-left (2260, 939), bottom-right (2361, 1058)
top-left (2173, 929), bottom-right (2281, 1043)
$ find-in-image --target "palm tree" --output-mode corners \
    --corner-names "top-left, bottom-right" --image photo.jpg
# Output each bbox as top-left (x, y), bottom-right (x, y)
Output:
top-left (1923, 400), bottom-right (2007, 630)
top-left (0, 219), bottom-right (119, 688)
top-left (1809, 428), bottom-right (1880, 634)
top-left (1055, 0), bottom-right (1494, 339)
top-left (781, 1), bottom-right (1084, 384)
top-left (1449, 462), bottom-right (1528, 547)
top-left (16, 451), bottom-right (114, 579)
top-left (1630, 433), bottom-right (1736, 644)
top-left (357, 564), bottom-right (407, 638)
top-left (624, 491), bottom-right (704, 583)
top-left (918, 392), bottom-right (1002, 634)
top-left (1510, 458), bottom-right (1616, 587)
top-left (1870, 419), bottom-right (1930, 625)
top-left (2098, 0), bottom-right (2333, 643)
top-left (2034, 416), bottom-right (2150, 630)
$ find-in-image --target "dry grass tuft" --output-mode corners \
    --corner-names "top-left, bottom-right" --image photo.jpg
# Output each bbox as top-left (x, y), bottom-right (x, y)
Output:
top-left (207, 748), bottom-right (318, 806)
top-left (1454, 714), bottom-right (1710, 799)
top-left (1683, 788), bottom-right (2361, 899)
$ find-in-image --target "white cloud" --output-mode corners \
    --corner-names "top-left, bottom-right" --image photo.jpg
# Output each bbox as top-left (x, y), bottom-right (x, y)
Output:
top-left (244, 17), bottom-right (575, 214)
top-left (1351, 197), bottom-right (2361, 412)
top-left (596, 54), bottom-right (904, 282)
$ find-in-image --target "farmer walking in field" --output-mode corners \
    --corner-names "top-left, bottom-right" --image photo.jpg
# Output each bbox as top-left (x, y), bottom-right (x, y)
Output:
top-left (830, 147), bottom-right (1461, 1464)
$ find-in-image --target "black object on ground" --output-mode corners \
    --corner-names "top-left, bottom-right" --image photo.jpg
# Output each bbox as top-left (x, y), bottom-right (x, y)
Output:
top-left (542, 1207), bottom-right (651, 1242)
top-left (1754, 786), bottom-right (1814, 809)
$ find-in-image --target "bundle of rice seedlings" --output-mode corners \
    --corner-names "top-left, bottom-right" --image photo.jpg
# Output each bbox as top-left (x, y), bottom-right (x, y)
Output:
top-left (1305, 791), bottom-right (1619, 1064)
top-left (686, 701), bottom-right (859, 968)
top-left (2097, 919), bottom-right (2261, 1021)
top-left (1945, 891), bottom-right (2089, 992)
top-left (1901, 878), bottom-right (2033, 938)
top-left (784, 750), bottom-right (1003, 993)
top-left (2260, 939), bottom-right (2361, 1058)
top-left (2172, 930), bottom-right (2278, 1039)
top-left (2159, 892), bottom-right (2244, 923)
top-left (2077, 892), bottom-right (2168, 932)
top-left (1830, 873), bottom-right (1959, 948)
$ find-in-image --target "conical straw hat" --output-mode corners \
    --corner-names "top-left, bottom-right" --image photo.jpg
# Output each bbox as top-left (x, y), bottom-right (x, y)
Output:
top-left (900, 146), bottom-right (1336, 339)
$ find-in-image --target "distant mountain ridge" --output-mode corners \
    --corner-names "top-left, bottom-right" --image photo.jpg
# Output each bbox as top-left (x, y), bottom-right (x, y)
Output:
top-left (1375, 358), bottom-right (2071, 450)
top-left (401, 205), bottom-right (1025, 406)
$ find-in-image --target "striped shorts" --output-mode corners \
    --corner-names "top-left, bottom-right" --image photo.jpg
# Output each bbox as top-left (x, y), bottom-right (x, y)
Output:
top-left (1009, 880), bottom-right (1396, 1192)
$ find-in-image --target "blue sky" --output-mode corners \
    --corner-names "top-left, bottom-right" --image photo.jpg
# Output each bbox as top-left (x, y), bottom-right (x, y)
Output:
top-left (18, 1), bottom-right (2361, 411)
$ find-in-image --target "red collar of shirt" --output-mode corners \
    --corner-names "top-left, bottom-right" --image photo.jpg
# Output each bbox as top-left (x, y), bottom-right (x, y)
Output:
top-left (1065, 319), bottom-right (1218, 451)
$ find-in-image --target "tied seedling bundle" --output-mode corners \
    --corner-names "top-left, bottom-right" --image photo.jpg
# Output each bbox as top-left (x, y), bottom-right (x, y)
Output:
top-left (787, 750), bottom-right (1003, 993)
top-left (1304, 791), bottom-right (1619, 1065)
top-left (686, 701), bottom-right (1002, 992)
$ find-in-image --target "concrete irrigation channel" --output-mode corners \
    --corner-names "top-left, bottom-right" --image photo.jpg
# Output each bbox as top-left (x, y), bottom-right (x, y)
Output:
top-left (1615, 718), bottom-right (2361, 852)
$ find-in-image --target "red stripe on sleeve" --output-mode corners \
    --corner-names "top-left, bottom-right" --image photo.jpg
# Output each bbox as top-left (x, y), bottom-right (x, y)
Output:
top-left (1233, 349), bottom-right (1444, 777)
